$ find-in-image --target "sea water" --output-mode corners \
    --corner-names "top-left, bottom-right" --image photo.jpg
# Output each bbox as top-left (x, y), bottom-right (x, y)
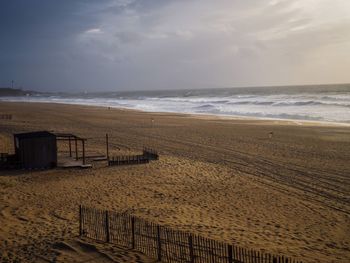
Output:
top-left (2, 84), bottom-right (350, 124)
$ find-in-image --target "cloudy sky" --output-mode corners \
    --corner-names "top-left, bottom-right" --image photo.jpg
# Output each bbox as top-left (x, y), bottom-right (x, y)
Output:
top-left (1, 0), bottom-right (350, 92)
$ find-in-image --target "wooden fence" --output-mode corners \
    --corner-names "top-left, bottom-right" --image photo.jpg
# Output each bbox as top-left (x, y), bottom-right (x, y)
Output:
top-left (108, 155), bottom-right (149, 166)
top-left (0, 114), bottom-right (12, 120)
top-left (108, 148), bottom-right (159, 166)
top-left (79, 206), bottom-right (302, 263)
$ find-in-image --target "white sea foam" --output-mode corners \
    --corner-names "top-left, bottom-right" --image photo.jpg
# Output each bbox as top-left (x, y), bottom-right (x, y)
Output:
top-left (1, 85), bottom-right (350, 124)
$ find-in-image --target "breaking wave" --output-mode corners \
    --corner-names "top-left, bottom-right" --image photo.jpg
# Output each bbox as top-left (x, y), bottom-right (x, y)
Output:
top-left (1, 84), bottom-right (350, 123)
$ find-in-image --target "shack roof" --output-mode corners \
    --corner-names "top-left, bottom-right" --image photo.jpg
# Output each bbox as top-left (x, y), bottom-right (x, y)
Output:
top-left (14, 131), bottom-right (56, 139)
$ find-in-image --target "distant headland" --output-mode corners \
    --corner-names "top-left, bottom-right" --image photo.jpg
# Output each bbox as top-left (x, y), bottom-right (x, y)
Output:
top-left (0, 87), bottom-right (40, 97)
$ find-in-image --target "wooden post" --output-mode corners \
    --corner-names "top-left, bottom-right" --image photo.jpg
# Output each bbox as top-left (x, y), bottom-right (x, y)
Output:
top-left (157, 225), bottom-right (162, 261)
top-left (82, 139), bottom-right (85, 165)
top-left (189, 234), bottom-right (194, 263)
top-left (131, 217), bottom-right (135, 249)
top-left (69, 137), bottom-right (72, 157)
top-left (105, 210), bottom-right (110, 243)
top-left (228, 244), bottom-right (233, 263)
top-left (75, 137), bottom-right (78, 160)
top-left (79, 205), bottom-right (82, 236)
top-left (106, 133), bottom-right (109, 161)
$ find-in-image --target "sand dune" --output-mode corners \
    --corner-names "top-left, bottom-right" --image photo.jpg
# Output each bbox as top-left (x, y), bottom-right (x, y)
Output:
top-left (0, 102), bottom-right (349, 263)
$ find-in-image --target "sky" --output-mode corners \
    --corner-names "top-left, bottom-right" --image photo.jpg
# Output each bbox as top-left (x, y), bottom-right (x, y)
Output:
top-left (1, 0), bottom-right (350, 92)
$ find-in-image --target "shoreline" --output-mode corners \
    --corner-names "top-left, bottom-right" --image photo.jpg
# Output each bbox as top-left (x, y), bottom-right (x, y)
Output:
top-left (1, 99), bottom-right (349, 128)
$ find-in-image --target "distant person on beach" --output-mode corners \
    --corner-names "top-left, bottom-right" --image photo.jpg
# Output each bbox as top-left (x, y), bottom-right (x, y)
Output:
top-left (269, 131), bottom-right (274, 139)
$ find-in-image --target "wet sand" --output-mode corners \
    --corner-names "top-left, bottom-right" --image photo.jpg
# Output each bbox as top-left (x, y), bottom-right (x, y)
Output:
top-left (0, 102), bottom-right (349, 263)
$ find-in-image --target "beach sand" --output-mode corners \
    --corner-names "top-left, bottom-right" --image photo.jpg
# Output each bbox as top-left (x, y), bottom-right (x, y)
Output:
top-left (0, 102), bottom-right (349, 263)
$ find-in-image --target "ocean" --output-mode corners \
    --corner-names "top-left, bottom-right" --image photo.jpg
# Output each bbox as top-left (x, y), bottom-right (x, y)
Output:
top-left (2, 84), bottom-right (350, 124)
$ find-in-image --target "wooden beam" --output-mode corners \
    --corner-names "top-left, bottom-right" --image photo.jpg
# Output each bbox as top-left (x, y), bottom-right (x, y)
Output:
top-left (75, 137), bottom-right (78, 160)
top-left (106, 133), bottom-right (109, 161)
top-left (82, 139), bottom-right (85, 165)
top-left (68, 137), bottom-right (72, 157)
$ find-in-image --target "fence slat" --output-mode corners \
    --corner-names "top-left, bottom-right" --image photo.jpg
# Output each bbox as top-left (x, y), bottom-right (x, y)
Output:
top-left (131, 216), bottom-right (135, 249)
top-left (228, 244), bottom-right (233, 263)
top-left (79, 205), bottom-right (83, 236)
top-left (105, 210), bottom-right (110, 243)
top-left (189, 234), bottom-right (194, 263)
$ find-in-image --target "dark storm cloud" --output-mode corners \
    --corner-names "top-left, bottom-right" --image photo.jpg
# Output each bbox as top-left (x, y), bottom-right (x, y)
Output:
top-left (1, 0), bottom-right (349, 91)
top-left (0, 0), bottom-right (113, 89)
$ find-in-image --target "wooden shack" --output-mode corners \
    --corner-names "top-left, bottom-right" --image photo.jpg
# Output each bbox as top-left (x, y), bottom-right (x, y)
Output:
top-left (14, 131), bottom-right (57, 169)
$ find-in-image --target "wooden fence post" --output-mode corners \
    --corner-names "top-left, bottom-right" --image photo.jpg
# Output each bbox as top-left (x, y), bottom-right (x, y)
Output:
top-left (79, 205), bottom-right (82, 236)
top-left (105, 210), bottom-right (110, 243)
top-left (157, 225), bottom-right (162, 261)
top-left (188, 234), bottom-right (194, 263)
top-left (82, 139), bottom-right (85, 165)
top-left (69, 137), bottom-right (72, 157)
top-left (228, 244), bottom-right (233, 263)
top-left (75, 137), bottom-right (78, 160)
top-left (106, 134), bottom-right (109, 161)
top-left (131, 217), bottom-right (135, 249)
